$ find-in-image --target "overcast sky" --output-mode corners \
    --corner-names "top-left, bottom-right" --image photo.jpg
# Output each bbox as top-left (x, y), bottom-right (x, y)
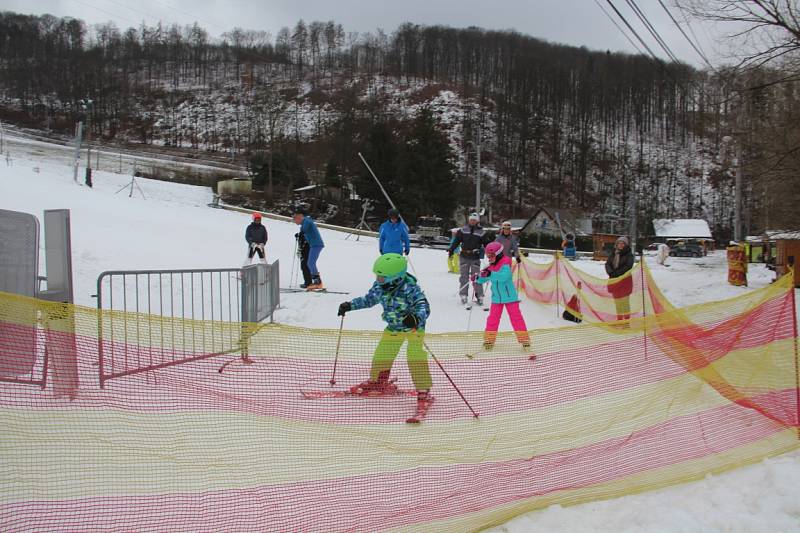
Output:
top-left (1, 0), bottom-right (728, 67)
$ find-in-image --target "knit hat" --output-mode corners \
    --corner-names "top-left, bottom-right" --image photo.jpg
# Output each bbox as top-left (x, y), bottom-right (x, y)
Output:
top-left (616, 236), bottom-right (630, 246)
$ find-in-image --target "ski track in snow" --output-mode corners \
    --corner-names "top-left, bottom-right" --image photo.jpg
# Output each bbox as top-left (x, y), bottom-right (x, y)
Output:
top-left (0, 150), bottom-right (798, 533)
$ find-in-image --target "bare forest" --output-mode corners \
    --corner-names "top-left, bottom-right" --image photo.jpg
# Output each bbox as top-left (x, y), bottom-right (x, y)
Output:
top-left (1, 8), bottom-right (798, 238)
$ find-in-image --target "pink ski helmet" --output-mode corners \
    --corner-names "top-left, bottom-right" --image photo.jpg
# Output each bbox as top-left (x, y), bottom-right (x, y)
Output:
top-left (485, 242), bottom-right (503, 256)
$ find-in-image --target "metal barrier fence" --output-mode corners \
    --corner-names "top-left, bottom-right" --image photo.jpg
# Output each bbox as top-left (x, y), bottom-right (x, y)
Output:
top-left (95, 262), bottom-right (279, 387)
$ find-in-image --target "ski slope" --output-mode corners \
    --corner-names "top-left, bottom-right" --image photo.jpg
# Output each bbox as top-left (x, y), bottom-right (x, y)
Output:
top-left (1, 152), bottom-right (798, 532)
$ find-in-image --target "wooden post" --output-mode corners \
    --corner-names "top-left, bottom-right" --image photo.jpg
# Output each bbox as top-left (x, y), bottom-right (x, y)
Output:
top-left (640, 252), bottom-right (648, 361)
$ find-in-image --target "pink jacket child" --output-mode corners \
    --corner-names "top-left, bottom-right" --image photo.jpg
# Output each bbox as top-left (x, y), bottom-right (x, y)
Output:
top-left (474, 241), bottom-right (531, 350)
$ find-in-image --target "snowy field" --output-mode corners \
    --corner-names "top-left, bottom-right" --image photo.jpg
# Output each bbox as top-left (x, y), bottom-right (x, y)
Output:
top-left (1, 151), bottom-right (798, 532)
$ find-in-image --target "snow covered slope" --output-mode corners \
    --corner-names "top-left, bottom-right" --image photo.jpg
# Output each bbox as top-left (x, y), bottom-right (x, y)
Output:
top-left (1, 152), bottom-right (798, 532)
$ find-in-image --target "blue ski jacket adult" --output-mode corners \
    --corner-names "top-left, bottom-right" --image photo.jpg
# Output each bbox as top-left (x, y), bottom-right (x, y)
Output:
top-left (298, 216), bottom-right (324, 248)
top-left (378, 220), bottom-right (411, 255)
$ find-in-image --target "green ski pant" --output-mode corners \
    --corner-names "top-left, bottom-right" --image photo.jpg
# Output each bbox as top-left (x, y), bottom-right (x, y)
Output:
top-left (371, 329), bottom-right (432, 391)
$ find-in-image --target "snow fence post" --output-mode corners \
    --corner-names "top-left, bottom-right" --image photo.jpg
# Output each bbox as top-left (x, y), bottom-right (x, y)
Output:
top-left (555, 252), bottom-right (560, 318)
top-left (640, 251), bottom-right (648, 362)
top-left (790, 258), bottom-right (799, 439)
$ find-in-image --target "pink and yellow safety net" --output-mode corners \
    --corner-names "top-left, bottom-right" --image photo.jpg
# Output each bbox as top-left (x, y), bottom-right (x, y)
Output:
top-left (0, 272), bottom-right (798, 532)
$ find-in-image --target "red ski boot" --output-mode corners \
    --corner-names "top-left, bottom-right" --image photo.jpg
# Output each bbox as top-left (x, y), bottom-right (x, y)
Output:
top-left (349, 370), bottom-right (398, 396)
top-left (406, 390), bottom-right (434, 423)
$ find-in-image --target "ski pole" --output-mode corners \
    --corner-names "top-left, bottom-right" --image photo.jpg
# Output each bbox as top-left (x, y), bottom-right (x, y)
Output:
top-left (422, 339), bottom-right (479, 419)
top-left (290, 238), bottom-right (298, 288)
top-left (329, 314), bottom-right (345, 385)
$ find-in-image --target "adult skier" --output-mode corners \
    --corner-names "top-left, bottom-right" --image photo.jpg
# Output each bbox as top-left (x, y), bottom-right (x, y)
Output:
top-left (245, 212), bottom-right (268, 264)
top-left (337, 253), bottom-right (433, 423)
top-left (378, 208), bottom-right (410, 256)
top-left (295, 231), bottom-right (313, 288)
top-left (448, 213), bottom-right (489, 308)
top-left (494, 221), bottom-right (521, 263)
top-left (293, 207), bottom-right (325, 290)
top-left (605, 236), bottom-right (635, 322)
top-left (474, 241), bottom-right (530, 350)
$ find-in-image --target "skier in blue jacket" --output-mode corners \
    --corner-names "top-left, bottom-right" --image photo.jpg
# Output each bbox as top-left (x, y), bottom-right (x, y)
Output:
top-left (293, 207), bottom-right (325, 290)
top-left (378, 208), bottom-right (411, 255)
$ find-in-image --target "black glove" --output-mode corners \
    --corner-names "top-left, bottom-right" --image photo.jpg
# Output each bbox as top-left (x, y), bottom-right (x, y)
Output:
top-left (448, 250), bottom-right (454, 258)
top-left (337, 302), bottom-right (352, 317)
top-left (294, 232), bottom-right (299, 239)
top-left (402, 314), bottom-right (420, 329)
top-left (515, 256), bottom-right (521, 264)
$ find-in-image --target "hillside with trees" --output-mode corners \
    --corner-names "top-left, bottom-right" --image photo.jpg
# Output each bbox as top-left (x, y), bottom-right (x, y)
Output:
top-left (1, 5), bottom-right (797, 238)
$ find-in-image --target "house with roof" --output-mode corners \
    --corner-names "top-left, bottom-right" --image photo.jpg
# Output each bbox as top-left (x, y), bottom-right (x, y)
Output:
top-left (652, 218), bottom-right (714, 252)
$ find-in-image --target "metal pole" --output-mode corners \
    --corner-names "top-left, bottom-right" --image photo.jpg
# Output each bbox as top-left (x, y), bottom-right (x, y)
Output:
top-left (358, 152), bottom-right (397, 210)
top-left (640, 252), bottom-right (648, 361)
top-left (790, 261), bottom-right (799, 440)
top-left (555, 252), bottom-right (560, 318)
top-left (734, 140), bottom-right (743, 242)
top-left (329, 315), bottom-right (345, 385)
top-left (72, 121), bottom-right (83, 184)
top-left (422, 339), bottom-right (479, 418)
top-left (476, 123), bottom-right (481, 215)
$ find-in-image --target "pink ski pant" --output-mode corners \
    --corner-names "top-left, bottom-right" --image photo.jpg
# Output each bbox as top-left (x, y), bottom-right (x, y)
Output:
top-left (484, 302), bottom-right (530, 343)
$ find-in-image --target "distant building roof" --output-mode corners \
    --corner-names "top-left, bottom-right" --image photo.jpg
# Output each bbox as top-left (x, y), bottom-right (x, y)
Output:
top-left (653, 219), bottom-right (712, 239)
top-left (745, 229), bottom-right (800, 242)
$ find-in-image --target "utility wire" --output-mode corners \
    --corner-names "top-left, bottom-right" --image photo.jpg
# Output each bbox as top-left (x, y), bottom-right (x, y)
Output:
top-left (624, 0), bottom-right (681, 63)
top-left (604, 0), bottom-right (663, 63)
top-left (593, 0), bottom-right (647, 56)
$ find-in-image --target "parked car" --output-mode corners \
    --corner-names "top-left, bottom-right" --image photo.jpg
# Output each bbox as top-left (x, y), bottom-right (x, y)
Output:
top-left (669, 241), bottom-right (703, 258)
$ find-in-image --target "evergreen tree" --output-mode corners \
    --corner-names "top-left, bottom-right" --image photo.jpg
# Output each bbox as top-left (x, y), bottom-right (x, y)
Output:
top-left (397, 107), bottom-right (456, 223)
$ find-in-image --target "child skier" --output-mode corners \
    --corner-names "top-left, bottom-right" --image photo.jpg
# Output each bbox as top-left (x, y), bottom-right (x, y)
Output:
top-left (244, 212), bottom-right (268, 264)
top-left (474, 241), bottom-right (531, 350)
top-left (337, 253), bottom-right (433, 422)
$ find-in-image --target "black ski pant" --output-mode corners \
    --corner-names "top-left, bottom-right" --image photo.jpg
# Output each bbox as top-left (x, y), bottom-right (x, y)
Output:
top-left (248, 244), bottom-right (265, 259)
top-left (300, 248), bottom-right (312, 285)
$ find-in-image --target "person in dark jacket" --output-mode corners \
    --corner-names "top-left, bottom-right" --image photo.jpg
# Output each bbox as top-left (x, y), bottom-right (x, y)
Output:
top-left (293, 207), bottom-right (325, 290)
top-left (494, 221), bottom-right (521, 263)
top-left (605, 236), bottom-right (635, 321)
top-left (448, 213), bottom-right (489, 306)
top-left (245, 212), bottom-right (268, 264)
top-left (295, 231), bottom-right (313, 288)
top-left (378, 208), bottom-right (411, 255)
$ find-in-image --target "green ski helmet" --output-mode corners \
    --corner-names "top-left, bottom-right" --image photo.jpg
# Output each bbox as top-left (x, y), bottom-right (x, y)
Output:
top-left (373, 253), bottom-right (407, 282)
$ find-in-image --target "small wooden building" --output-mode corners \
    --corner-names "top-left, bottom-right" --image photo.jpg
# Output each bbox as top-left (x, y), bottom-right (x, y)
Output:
top-left (773, 231), bottom-right (800, 287)
top-left (593, 233), bottom-right (622, 261)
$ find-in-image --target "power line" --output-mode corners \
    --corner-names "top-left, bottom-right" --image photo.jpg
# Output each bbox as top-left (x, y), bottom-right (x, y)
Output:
top-left (624, 0), bottom-right (681, 63)
top-left (593, 0), bottom-right (646, 56)
top-left (657, 0), bottom-right (714, 69)
top-left (603, 0), bottom-right (663, 63)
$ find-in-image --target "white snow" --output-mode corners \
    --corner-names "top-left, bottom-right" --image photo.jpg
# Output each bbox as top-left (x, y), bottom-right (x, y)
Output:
top-left (653, 218), bottom-right (713, 239)
top-left (1, 149), bottom-right (798, 532)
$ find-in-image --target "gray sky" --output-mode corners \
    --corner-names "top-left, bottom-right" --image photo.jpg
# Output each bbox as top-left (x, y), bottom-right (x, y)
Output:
top-left (1, 0), bottom-right (726, 67)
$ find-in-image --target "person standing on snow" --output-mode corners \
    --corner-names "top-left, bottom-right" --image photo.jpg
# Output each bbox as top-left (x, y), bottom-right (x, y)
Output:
top-left (562, 233), bottom-right (577, 260)
top-left (245, 212), bottom-right (268, 264)
top-left (448, 213), bottom-right (489, 307)
top-left (494, 221), bottom-right (521, 263)
top-left (378, 208), bottom-right (410, 256)
top-left (295, 231), bottom-right (313, 288)
top-left (657, 243), bottom-right (670, 266)
top-left (293, 207), bottom-right (325, 290)
top-left (337, 253), bottom-right (433, 423)
top-left (474, 241), bottom-right (530, 351)
top-left (605, 236), bottom-right (635, 321)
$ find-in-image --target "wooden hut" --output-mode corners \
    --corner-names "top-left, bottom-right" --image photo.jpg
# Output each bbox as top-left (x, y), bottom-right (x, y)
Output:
top-left (593, 233), bottom-right (621, 261)
top-left (773, 231), bottom-right (800, 287)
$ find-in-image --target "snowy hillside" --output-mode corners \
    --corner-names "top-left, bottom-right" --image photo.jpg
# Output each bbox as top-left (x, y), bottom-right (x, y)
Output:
top-left (1, 151), bottom-right (798, 532)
